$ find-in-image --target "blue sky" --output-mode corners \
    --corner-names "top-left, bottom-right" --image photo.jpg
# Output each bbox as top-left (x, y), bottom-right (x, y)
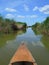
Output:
top-left (0, 0), bottom-right (49, 25)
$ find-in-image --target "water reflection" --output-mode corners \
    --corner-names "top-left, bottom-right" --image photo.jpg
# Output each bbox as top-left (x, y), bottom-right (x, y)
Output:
top-left (32, 41), bottom-right (44, 47)
top-left (41, 35), bottom-right (49, 50)
top-left (32, 28), bottom-right (49, 50)
top-left (0, 29), bottom-right (26, 47)
top-left (0, 28), bottom-right (49, 65)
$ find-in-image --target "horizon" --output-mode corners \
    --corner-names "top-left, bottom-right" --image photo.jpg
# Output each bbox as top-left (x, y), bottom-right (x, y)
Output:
top-left (0, 0), bottom-right (49, 25)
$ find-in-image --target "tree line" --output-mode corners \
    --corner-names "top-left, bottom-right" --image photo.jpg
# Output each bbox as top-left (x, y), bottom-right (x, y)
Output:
top-left (0, 15), bottom-right (27, 34)
top-left (32, 17), bottom-right (49, 35)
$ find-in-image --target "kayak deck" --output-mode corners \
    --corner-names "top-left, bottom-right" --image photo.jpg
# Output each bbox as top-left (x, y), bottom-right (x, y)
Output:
top-left (9, 43), bottom-right (37, 65)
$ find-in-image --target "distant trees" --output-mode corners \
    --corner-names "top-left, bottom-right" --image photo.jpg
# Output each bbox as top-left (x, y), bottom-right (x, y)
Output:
top-left (11, 22), bottom-right (18, 31)
top-left (32, 17), bottom-right (49, 35)
top-left (0, 15), bottom-right (27, 34)
top-left (32, 23), bottom-right (41, 29)
top-left (22, 23), bottom-right (27, 29)
top-left (0, 16), bottom-right (4, 32)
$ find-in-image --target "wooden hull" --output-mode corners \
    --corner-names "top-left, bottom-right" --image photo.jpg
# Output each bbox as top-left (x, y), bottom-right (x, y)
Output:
top-left (9, 43), bottom-right (37, 65)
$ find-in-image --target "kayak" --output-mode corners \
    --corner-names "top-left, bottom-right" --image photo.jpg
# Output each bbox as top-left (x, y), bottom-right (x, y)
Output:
top-left (9, 43), bottom-right (37, 65)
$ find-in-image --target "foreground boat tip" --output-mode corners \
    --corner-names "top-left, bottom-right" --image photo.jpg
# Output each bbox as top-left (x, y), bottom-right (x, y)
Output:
top-left (9, 43), bottom-right (37, 65)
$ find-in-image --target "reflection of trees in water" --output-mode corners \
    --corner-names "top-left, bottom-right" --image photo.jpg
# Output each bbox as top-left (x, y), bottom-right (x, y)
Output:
top-left (16, 28), bottom-right (26, 35)
top-left (32, 29), bottom-right (41, 35)
top-left (32, 29), bottom-right (49, 50)
top-left (0, 33), bottom-right (17, 47)
top-left (41, 35), bottom-right (49, 50)
top-left (0, 29), bottom-right (26, 47)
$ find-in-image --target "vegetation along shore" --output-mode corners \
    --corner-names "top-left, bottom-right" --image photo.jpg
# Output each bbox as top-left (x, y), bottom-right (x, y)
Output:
top-left (0, 15), bottom-right (27, 34)
top-left (32, 17), bottom-right (49, 36)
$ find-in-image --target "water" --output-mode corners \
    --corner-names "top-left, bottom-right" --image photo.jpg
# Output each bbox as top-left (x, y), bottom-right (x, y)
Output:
top-left (0, 28), bottom-right (49, 65)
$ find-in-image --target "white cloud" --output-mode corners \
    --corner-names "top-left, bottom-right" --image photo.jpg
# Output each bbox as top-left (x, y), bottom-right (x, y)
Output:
top-left (44, 11), bottom-right (49, 14)
top-left (30, 15), bottom-right (38, 18)
top-left (33, 5), bottom-right (49, 14)
top-left (39, 5), bottom-right (49, 14)
top-left (17, 15), bottom-right (25, 18)
top-left (26, 15), bottom-right (38, 18)
top-left (39, 5), bottom-right (49, 12)
top-left (24, 4), bottom-right (29, 11)
top-left (5, 8), bottom-right (16, 12)
top-left (17, 15), bottom-right (37, 18)
top-left (5, 14), bottom-right (15, 18)
top-left (33, 6), bottom-right (38, 11)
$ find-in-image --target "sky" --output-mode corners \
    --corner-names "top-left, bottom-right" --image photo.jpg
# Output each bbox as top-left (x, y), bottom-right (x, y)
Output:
top-left (0, 0), bottom-right (49, 25)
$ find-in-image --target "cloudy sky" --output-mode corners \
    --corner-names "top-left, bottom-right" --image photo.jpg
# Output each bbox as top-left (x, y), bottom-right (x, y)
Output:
top-left (0, 0), bottom-right (49, 25)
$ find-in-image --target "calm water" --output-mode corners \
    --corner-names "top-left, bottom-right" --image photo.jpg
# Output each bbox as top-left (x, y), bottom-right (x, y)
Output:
top-left (0, 28), bottom-right (49, 65)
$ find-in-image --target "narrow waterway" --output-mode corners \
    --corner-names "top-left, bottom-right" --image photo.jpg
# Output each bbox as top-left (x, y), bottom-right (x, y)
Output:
top-left (0, 28), bottom-right (49, 65)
